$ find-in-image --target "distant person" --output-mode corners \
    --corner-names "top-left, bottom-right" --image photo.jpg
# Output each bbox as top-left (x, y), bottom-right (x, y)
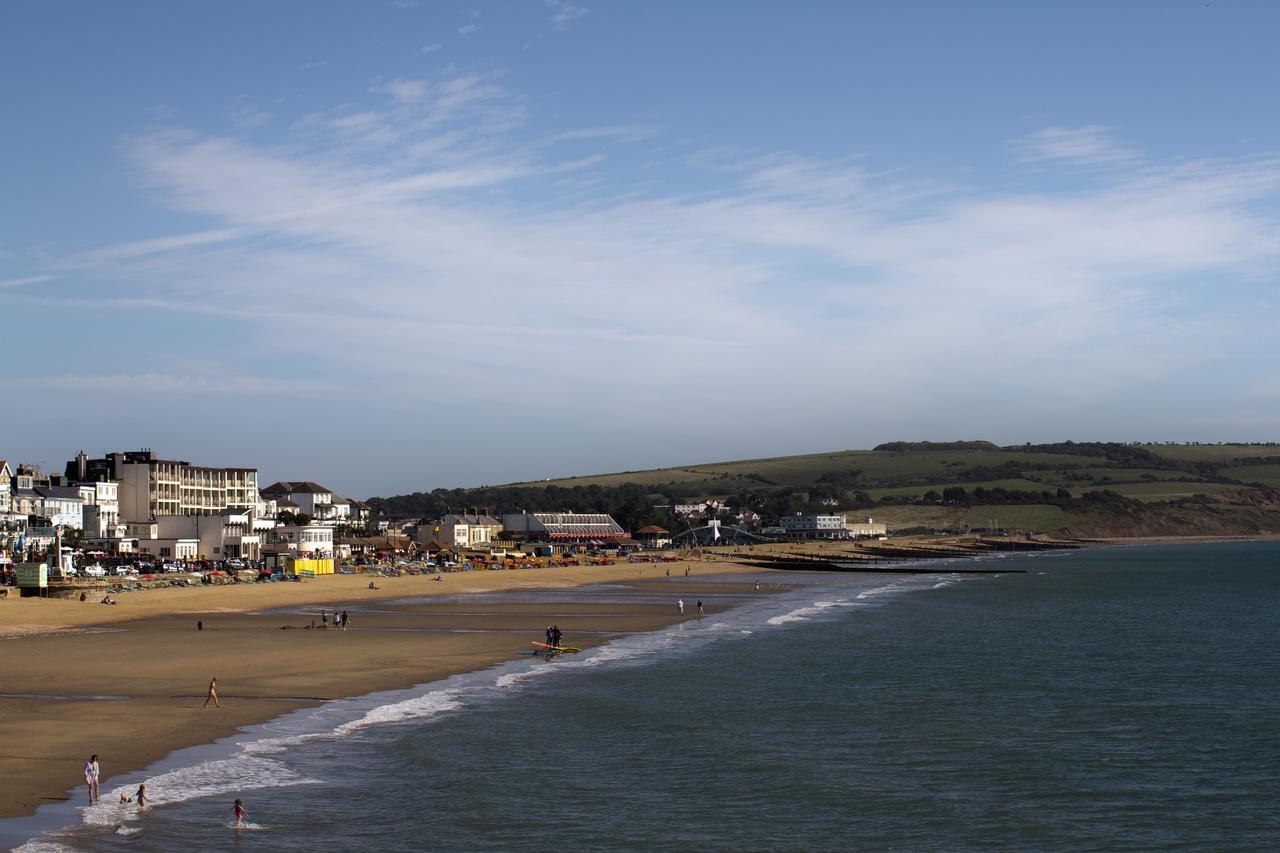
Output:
top-left (340, 610), bottom-right (349, 631)
top-left (552, 625), bottom-right (562, 647)
top-left (665, 568), bottom-right (670, 579)
top-left (697, 600), bottom-right (704, 616)
top-left (84, 754), bottom-right (100, 804)
top-left (754, 581), bottom-right (760, 591)
top-left (234, 798), bottom-right (248, 828)
top-left (677, 599), bottom-right (684, 615)
top-left (685, 567), bottom-right (690, 579)
top-left (546, 626), bottom-right (554, 646)
top-left (136, 784), bottom-right (148, 809)
top-left (321, 610), bottom-right (328, 628)
top-left (197, 620), bottom-right (203, 631)
top-left (204, 677), bottom-right (221, 709)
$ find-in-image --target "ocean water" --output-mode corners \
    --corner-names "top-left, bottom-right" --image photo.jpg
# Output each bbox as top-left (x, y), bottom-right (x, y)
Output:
top-left (10, 541), bottom-right (1279, 851)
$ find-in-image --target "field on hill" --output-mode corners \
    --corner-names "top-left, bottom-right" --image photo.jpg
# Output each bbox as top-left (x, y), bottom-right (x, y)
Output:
top-left (480, 442), bottom-right (1280, 534)
top-left (371, 441), bottom-right (1280, 538)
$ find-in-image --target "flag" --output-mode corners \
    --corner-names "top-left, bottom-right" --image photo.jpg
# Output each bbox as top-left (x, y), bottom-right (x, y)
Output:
top-left (712, 525), bottom-right (720, 542)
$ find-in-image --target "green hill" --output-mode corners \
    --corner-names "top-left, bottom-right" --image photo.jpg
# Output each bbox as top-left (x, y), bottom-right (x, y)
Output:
top-left (368, 441), bottom-right (1280, 537)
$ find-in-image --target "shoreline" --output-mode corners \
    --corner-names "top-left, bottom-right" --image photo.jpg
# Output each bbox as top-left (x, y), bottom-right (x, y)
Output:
top-left (1, 534), bottom-right (1273, 837)
top-left (0, 558), bottom-right (767, 829)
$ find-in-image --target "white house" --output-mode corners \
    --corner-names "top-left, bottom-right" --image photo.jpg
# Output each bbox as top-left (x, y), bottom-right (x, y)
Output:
top-left (779, 514), bottom-right (850, 540)
top-left (417, 514), bottom-right (502, 548)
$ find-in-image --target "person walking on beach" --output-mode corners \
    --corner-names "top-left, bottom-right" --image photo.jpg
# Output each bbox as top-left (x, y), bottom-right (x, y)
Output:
top-left (340, 610), bottom-right (348, 631)
top-left (552, 625), bottom-right (562, 648)
top-left (677, 599), bottom-right (684, 615)
top-left (546, 625), bottom-right (554, 647)
top-left (234, 798), bottom-right (248, 828)
top-left (204, 676), bottom-right (221, 708)
top-left (696, 600), bottom-right (704, 616)
top-left (321, 610), bottom-right (328, 628)
top-left (84, 754), bottom-right (100, 804)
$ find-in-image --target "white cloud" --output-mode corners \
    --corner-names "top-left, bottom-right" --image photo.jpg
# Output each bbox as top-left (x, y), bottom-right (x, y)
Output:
top-left (229, 96), bottom-right (273, 129)
top-left (553, 124), bottom-right (658, 143)
top-left (457, 23), bottom-right (479, 36)
top-left (1017, 125), bottom-right (1139, 166)
top-left (546, 0), bottom-right (588, 30)
top-left (22, 69), bottom-right (1280, 491)
top-left (0, 373), bottom-right (342, 395)
top-left (0, 274), bottom-right (55, 289)
top-left (419, 43), bottom-right (442, 55)
top-left (384, 78), bottom-right (428, 103)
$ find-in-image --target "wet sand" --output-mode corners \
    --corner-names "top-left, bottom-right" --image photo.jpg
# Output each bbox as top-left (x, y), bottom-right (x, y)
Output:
top-left (0, 560), bottom-right (768, 821)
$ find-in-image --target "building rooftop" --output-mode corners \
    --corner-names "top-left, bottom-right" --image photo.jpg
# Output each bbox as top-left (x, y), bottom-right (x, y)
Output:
top-left (262, 480), bottom-right (334, 496)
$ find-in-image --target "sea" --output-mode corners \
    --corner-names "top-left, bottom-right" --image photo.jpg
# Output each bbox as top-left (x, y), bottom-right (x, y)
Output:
top-left (5, 540), bottom-right (1278, 851)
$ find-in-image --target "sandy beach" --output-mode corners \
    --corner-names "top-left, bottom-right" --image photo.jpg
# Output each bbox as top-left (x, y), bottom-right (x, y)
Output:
top-left (0, 558), bottom-right (767, 822)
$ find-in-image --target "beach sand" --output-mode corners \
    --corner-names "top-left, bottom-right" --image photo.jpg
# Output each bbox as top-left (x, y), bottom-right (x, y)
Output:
top-left (0, 559), bottom-right (768, 821)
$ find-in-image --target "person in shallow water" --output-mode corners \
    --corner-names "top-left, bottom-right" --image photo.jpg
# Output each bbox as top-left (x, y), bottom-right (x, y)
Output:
top-left (234, 798), bottom-right (248, 828)
top-left (84, 754), bottom-right (100, 804)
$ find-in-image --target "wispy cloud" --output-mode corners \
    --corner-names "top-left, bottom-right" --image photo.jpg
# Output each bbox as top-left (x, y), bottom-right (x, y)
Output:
top-left (18, 66), bottom-right (1280, 490)
top-left (546, 0), bottom-right (588, 30)
top-left (0, 274), bottom-right (55, 289)
top-left (229, 96), bottom-right (273, 130)
top-left (419, 43), bottom-right (442, 55)
top-left (1016, 125), bottom-right (1139, 166)
top-left (457, 23), bottom-right (479, 36)
top-left (1, 373), bottom-right (343, 395)
top-left (553, 124), bottom-right (658, 143)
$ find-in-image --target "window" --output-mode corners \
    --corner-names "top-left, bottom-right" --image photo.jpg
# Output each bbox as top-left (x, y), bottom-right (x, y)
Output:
top-left (160, 547), bottom-right (171, 557)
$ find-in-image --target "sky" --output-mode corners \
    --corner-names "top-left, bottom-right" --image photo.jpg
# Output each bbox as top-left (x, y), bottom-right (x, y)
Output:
top-left (3, 0), bottom-right (1280, 498)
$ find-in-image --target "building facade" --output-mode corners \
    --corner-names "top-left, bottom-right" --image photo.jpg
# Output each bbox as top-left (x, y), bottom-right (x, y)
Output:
top-left (779, 513), bottom-right (851, 540)
top-left (502, 512), bottom-right (626, 544)
top-left (417, 514), bottom-right (502, 549)
top-left (70, 450), bottom-right (258, 521)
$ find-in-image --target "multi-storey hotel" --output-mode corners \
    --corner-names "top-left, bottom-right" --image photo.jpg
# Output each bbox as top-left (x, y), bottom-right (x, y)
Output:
top-left (69, 450), bottom-right (258, 522)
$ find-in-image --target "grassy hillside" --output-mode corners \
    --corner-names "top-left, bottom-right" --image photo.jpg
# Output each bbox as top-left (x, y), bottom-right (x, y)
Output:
top-left (371, 441), bottom-right (1280, 536)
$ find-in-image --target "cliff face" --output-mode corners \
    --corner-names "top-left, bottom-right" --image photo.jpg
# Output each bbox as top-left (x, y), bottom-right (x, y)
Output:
top-left (1059, 491), bottom-right (1280, 538)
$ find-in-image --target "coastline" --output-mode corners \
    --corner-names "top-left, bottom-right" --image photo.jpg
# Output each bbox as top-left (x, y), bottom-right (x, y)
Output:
top-left (2, 533), bottom-right (1274, 837)
top-left (0, 558), bottom-right (766, 828)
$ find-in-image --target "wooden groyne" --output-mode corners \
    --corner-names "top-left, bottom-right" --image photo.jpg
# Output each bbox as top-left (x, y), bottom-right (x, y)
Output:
top-left (730, 537), bottom-right (1083, 574)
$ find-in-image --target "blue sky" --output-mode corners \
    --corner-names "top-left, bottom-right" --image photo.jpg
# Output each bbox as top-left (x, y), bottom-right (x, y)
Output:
top-left (3, 0), bottom-right (1280, 497)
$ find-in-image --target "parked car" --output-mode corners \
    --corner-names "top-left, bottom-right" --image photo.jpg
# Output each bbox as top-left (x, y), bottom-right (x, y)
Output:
top-left (225, 559), bottom-right (245, 570)
top-left (161, 563), bottom-right (183, 573)
top-left (83, 564), bottom-right (108, 577)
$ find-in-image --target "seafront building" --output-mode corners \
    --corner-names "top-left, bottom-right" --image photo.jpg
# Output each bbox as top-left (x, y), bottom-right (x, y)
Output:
top-left (67, 450), bottom-right (259, 519)
top-left (416, 513), bottom-right (502, 549)
top-left (779, 514), bottom-right (887, 540)
top-left (260, 481), bottom-right (370, 528)
top-left (502, 511), bottom-right (627, 545)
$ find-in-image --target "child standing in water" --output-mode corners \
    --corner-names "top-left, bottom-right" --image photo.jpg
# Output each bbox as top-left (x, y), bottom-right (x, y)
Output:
top-left (234, 798), bottom-right (248, 828)
top-left (136, 784), bottom-right (148, 809)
